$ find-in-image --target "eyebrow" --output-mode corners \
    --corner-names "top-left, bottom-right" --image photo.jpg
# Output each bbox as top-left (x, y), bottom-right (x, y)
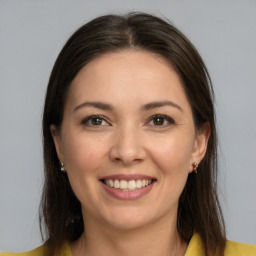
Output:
top-left (141, 101), bottom-right (183, 112)
top-left (73, 102), bottom-right (113, 112)
top-left (73, 100), bottom-right (183, 112)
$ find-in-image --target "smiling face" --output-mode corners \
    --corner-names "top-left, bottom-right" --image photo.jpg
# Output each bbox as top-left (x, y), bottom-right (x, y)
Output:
top-left (51, 50), bottom-right (209, 231)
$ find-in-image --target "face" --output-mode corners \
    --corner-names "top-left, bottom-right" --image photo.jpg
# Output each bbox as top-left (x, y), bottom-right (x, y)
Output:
top-left (51, 50), bottom-right (209, 231)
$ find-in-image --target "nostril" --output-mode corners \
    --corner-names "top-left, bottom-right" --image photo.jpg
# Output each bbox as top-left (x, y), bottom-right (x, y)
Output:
top-left (109, 136), bottom-right (146, 165)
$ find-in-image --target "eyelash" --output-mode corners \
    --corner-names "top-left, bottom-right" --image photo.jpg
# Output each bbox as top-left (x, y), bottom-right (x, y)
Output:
top-left (81, 114), bottom-right (175, 127)
top-left (147, 114), bottom-right (175, 127)
top-left (81, 115), bottom-right (109, 127)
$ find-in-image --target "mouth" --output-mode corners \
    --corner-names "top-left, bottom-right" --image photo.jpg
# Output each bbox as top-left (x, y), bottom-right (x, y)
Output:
top-left (99, 174), bottom-right (157, 200)
top-left (101, 178), bottom-right (156, 191)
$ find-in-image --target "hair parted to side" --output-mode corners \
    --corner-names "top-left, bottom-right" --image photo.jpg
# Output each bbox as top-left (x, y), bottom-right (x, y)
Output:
top-left (41, 12), bottom-right (226, 256)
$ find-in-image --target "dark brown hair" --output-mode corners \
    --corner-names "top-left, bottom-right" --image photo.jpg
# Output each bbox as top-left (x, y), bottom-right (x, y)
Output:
top-left (41, 12), bottom-right (226, 255)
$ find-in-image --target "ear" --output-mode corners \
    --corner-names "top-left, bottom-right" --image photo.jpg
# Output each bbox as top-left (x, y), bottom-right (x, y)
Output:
top-left (189, 123), bottom-right (210, 172)
top-left (50, 124), bottom-right (64, 163)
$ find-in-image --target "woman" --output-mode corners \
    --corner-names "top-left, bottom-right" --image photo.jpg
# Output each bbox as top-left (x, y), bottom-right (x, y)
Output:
top-left (2, 12), bottom-right (256, 256)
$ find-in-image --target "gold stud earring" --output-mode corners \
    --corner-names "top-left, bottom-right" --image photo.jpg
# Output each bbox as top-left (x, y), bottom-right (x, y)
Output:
top-left (192, 162), bottom-right (199, 174)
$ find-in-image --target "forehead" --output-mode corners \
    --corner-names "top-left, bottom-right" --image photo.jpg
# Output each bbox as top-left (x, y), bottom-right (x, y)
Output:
top-left (66, 50), bottom-right (191, 112)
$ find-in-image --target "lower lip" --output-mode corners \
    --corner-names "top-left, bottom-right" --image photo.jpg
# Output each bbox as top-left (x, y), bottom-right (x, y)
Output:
top-left (101, 182), bottom-right (154, 200)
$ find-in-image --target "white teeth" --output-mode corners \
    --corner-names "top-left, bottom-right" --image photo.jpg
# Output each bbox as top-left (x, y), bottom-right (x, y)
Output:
top-left (136, 180), bottom-right (142, 188)
top-left (109, 180), bottom-right (114, 188)
top-left (120, 180), bottom-right (127, 190)
top-left (104, 179), bottom-right (153, 190)
top-left (128, 180), bottom-right (136, 191)
top-left (114, 180), bottom-right (120, 189)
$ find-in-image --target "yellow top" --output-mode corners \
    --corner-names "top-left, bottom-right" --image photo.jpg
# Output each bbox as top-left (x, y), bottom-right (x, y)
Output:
top-left (1, 233), bottom-right (256, 255)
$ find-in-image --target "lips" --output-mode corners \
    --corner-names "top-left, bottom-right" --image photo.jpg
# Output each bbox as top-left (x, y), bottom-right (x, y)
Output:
top-left (99, 174), bottom-right (156, 200)
top-left (103, 179), bottom-right (152, 191)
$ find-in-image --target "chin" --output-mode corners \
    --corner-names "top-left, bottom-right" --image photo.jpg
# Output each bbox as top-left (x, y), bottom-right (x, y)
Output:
top-left (100, 206), bottom-right (159, 231)
top-left (106, 217), bottom-right (150, 231)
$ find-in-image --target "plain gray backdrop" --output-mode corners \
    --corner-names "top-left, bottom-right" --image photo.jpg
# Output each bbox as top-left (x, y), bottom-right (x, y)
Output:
top-left (0, 0), bottom-right (255, 252)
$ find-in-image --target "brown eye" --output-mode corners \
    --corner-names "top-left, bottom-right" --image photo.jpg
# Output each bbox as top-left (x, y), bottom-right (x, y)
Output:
top-left (148, 114), bottom-right (174, 126)
top-left (152, 117), bottom-right (165, 125)
top-left (91, 117), bottom-right (103, 125)
top-left (82, 115), bottom-right (109, 126)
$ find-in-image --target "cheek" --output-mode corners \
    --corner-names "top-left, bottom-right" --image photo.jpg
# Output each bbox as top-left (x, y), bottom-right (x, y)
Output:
top-left (147, 134), bottom-right (194, 175)
top-left (62, 134), bottom-right (107, 175)
top-left (61, 134), bottom-right (108, 209)
top-left (141, 135), bottom-right (194, 216)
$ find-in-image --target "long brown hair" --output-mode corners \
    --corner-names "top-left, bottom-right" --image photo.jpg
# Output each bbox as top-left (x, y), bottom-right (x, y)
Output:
top-left (41, 12), bottom-right (226, 255)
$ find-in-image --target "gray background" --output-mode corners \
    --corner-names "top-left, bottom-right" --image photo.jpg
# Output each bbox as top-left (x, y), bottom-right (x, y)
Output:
top-left (0, 0), bottom-right (255, 252)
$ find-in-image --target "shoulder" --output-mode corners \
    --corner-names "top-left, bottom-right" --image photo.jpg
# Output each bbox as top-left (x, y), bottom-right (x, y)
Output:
top-left (185, 233), bottom-right (256, 256)
top-left (225, 240), bottom-right (256, 255)
top-left (0, 242), bottom-right (71, 256)
top-left (0, 245), bottom-right (45, 256)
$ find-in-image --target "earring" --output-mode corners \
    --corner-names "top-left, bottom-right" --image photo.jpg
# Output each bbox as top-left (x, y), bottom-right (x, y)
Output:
top-left (192, 162), bottom-right (199, 174)
top-left (60, 162), bottom-right (66, 172)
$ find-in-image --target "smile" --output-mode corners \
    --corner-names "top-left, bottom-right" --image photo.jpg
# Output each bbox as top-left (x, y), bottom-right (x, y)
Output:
top-left (103, 179), bottom-right (153, 191)
top-left (100, 174), bottom-right (156, 200)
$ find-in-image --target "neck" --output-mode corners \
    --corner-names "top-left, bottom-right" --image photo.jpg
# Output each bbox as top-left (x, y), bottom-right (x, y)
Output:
top-left (70, 213), bottom-right (187, 256)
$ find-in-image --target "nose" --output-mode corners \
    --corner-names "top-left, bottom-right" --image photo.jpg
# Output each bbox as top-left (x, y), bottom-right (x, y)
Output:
top-left (109, 125), bottom-right (146, 165)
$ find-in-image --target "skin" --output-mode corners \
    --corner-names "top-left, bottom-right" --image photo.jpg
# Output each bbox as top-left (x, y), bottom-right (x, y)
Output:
top-left (51, 50), bottom-right (210, 256)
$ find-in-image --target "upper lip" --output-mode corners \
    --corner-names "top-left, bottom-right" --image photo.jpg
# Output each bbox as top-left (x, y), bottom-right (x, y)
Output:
top-left (99, 174), bottom-right (156, 181)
